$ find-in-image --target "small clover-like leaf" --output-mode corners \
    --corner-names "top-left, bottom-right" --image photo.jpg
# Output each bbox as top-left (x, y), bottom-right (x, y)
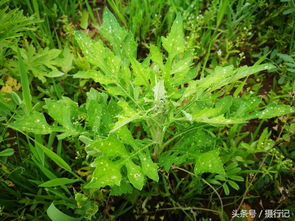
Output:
top-left (228, 180), bottom-right (240, 191)
top-left (223, 183), bottom-right (230, 195)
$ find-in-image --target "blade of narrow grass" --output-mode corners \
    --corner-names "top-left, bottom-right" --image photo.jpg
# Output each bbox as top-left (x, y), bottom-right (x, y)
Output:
top-left (47, 202), bottom-right (81, 221)
top-left (106, 0), bottom-right (127, 26)
top-left (32, 0), bottom-right (40, 19)
top-left (17, 47), bottom-right (32, 113)
top-left (35, 141), bottom-right (72, 172)
top-left (84, 0), bottom-right (97, 26)
top-left (48, 132), bottom-right (56, 149)
top-left (31, 157), bottom-right (57, 180)
top-left (57, 140), bottom-right (62, 156)
top-left (24, 0), bottom-right (33, 14)
top-left (216, 0), bottom-right (229, 28)
top-left (55, 30), bottom-right (62, 49)
top-left (44, 16), bottom-right (55, 48)
top-left (39, 178), bottom-right (79, 187)
top-left (35, 134), bottom-right (45, 166)
top-left (47, 189), bottom-right (74, 202)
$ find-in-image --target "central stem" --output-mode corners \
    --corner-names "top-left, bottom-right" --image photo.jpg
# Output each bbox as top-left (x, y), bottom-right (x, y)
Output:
top-left (152, 126), bottom-right (164, 160)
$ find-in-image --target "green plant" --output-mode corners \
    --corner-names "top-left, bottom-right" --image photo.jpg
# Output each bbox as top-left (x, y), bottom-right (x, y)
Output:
top-left (106, 0), bottom-right (179, 44)
top-left (8, 0), bottom-right (97, 48)
top-left (14, 43), bottom-right (73, 83)
top-left (8, 9), bottom-right (295, 194)
top-left (0, 0), bottom-right (36, 43)
top-left (275, 51), bottom-right (295, 90)
top-left (0, 0), bottom-right (34, 169)
top-left (0, 0), bottom-right (36, 79)
top-left (0, 0), bottom-right (294, 220)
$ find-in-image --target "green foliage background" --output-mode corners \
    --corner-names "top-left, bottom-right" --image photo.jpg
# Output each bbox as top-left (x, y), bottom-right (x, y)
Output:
top-left (0, 0), bottom-right (294, 220)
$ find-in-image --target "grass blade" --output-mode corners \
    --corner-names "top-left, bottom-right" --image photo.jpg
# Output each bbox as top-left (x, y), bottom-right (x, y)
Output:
top-left (17, 47), bottom-right (32, 113)
top-left (35, 141), bottom-right (72, 172)
top-left (47, 203), bottom-right (81, 221)
top-left (39, 178), bottom-right (79, 187)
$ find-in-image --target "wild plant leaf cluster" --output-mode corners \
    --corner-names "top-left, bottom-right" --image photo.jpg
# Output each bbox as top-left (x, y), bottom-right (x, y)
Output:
top-left (9, 9), bottom-right (294, 193)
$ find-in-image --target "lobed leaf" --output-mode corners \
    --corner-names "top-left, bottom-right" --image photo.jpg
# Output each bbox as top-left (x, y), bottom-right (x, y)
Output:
top-left (74, 31), bottom-right (116, 76)
top-left (110, 179), bottom-right (133, 196)
top-left (84, 158), bottom-right (122, 189)
top-left (85, 132), bottom-right (158, 190)
top-left (184, 64), bottom-right (274, 99)
top-left (161, 15), bottom-right (184, 58)
top-left (99, 8), bottom-right (137, 60)
top-left (9, 111), bottom-right (52, 134)
top-left (159, 130), bottom-right (214, 171)
top-left (131, 58), bottom-right (150, 87)
top-left (45, 97), bottom-right (83, 138)
top-left (194, 149), bottom-right (225, 175)
top-left (110, 100), bottom-right (141, 133)
top-left (73, 70), bottom-right (114, 85)
top-left (253, 104), bottom-right (295, 119)
top-left (85, 89), bottom-right (107, 134)
top-left (16, 45), bottom-right (72, 83)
